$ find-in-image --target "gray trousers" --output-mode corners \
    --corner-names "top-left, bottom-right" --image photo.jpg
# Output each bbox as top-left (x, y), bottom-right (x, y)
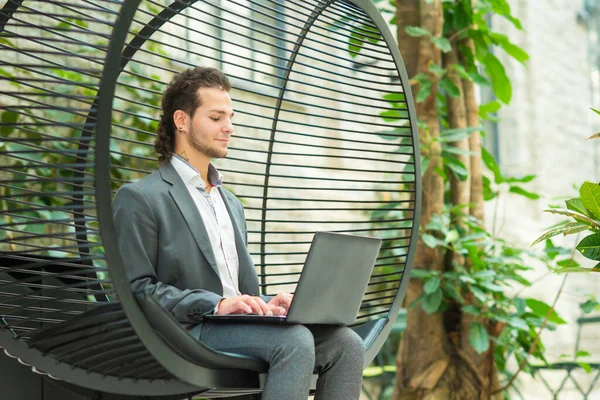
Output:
top-left (191, 322), bottom-right (365, 400)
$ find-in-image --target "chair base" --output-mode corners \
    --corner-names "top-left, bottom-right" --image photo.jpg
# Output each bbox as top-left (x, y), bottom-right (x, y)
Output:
top-left (0, 351), bottom-right (202, 400)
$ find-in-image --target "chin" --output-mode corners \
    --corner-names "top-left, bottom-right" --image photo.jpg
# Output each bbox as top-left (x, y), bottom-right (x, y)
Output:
top-left (213, 149), bottom-right (228, 159)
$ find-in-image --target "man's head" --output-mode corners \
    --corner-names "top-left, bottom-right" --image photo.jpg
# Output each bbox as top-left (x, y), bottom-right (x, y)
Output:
top-left (155, 67), bottom-right (233, 163)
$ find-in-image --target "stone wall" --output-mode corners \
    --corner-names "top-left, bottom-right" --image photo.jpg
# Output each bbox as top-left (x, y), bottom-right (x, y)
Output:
top-left (492, 0), bottom-right (600, 398)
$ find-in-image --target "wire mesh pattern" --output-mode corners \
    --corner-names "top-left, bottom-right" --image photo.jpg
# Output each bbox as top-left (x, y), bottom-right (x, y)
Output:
top-left (531, 364), bottom-right (600, 399)
top-left (0, 0), bottom-right (419, 396)
top-left (27, 301), bottom-right (175, 380)
top-left (527, 316), bottom-right (600, 399)
top-left (0, 0), bottom-right (119, 340)
top-left (107, 0), bottom-right (417, 325)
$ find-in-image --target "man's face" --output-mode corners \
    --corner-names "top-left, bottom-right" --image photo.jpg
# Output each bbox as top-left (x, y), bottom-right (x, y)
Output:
top-left (187, 87), bottom-right (234, 159)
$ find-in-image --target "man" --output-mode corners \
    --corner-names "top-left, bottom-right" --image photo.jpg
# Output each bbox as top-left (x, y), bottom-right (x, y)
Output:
top-left (112, 67), bottom-right (364, 400)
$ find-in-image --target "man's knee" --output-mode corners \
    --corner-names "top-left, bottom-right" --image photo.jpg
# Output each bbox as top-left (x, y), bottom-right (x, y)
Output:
top-left (288, 325), bottom-right (315, 352)
top-left (274, 325), bottom-right (315, 364)
top-left (332, 328), bottom-right (365, 365)
top-left (341, 328), bottom-right (365, 355)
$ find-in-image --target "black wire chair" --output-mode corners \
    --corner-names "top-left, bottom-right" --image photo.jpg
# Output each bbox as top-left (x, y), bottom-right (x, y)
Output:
top-left (0, 0), bottom-right (420, 398)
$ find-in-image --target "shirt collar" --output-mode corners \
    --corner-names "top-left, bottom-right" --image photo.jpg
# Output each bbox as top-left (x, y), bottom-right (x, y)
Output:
top-left (170, 154), bottom-right (224, 189)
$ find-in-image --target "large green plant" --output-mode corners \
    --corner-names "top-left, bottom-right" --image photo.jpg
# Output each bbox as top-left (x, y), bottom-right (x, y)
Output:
top-left (348, 0), bottom-right (574, 398)
top-left (532, 108), bottom-right (600, 273)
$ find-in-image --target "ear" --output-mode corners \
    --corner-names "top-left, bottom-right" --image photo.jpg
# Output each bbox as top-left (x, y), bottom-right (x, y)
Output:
top-left (173, 110), bottom-right (189, 132)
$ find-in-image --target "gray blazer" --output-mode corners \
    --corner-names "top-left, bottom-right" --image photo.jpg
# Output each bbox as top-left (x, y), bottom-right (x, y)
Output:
top-left (112, 161), bottom-right (261, 326)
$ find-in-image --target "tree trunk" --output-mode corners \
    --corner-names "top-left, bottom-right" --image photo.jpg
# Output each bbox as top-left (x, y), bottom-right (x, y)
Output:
top-left (460, 38), bottom-right (484, 224)
top-left (393, 1), bottom-right (448, 398)
top-left (396, 0), bottom-right (421, 79)
top-left (393, 3), bottom-right (502, 399)
top-left (442, 45), bottom-right (470, 217)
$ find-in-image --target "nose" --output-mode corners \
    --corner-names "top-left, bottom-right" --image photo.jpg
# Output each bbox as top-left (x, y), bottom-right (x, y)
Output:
top-left (224, 118), bottom-right (234, 135)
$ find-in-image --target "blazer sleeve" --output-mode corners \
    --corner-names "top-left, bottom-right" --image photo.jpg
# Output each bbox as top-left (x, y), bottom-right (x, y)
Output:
top-left (113, 184), bottom-right (223, 323)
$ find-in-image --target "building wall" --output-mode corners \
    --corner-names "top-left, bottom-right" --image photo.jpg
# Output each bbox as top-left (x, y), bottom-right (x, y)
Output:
top-left (492, 0), bottom-right (600, 398)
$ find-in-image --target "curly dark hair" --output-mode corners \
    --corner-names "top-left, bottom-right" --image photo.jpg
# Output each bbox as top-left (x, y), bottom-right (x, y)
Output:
top-left (154, 67), bottom-right (231, 163)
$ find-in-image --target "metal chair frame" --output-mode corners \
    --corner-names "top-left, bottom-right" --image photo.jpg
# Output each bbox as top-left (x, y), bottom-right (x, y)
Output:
top-left (0, 0), bottom-right (420, 398)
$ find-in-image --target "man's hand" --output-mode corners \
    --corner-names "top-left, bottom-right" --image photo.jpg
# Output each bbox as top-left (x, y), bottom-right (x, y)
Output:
top-left (216, 295), bottom-right (273, 315)
top-left (267, 292), bottom-right (294, 316)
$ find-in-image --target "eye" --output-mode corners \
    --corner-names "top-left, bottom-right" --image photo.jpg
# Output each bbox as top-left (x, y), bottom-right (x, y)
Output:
top-left (210, 117), bottom-right (220, 121)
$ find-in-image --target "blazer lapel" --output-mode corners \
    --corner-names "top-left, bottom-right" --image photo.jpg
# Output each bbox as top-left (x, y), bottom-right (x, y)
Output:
top-left (160, 162), bottom-right (220, 279)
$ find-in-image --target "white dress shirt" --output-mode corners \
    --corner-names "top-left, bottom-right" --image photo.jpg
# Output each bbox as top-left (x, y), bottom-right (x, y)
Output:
top-left (170, 155), bottom-right (241, 300)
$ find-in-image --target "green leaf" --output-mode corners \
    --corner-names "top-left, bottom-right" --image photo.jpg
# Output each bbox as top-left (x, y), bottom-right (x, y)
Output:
top-left (425, 214), bottom-right (449, 232)
top-left (531, 222), bottom-right (590, 247)
top-left (483, 53), bottom-right (512, 104)
top-left (504, 15), bottom-right (523, 30)
top-left (382, 93), bottom-right (406, 103)
top-left (557, 258), bottom-right (580, 269)
top-left (580, 182), bottom-right (600, 220)
top-left (421, 289), bottom-right (443, 314)
top-left (580, 299), bottom-right (598, 313)
top-left (444, 285), bottom-right (464, 303)
top-left (462, 305), bottom-right (481, 315)
top-left (422, 233), bottom-right (439, 248)
top-left (434, 165), bottom-right (447, 179)
top-left (379, 109), bottom-right (406, 121)
top-left (565, 198), bottom-right (591, 217)
top-left (428, 63), bottom-right (446, 76)
top-left (515, 298), bottom-right (526, 315)
top-left (526, 298), bottom-right (566, 324)
top-left (544, 209), bottom-right (599, 227)
top-left (591, 107), bottom-right (600, 116)
top-left (445, 230), bottom-right (459, 243)
top-left (0, 37), bottom-right (16, 48)
top-left (477, 281), bottom-right (504, 292)
top-left (578, 362), bottom-right (592, 373)
top-left (488, 0), bottom-right (511, 14)
top-left (439, 126), bottom-right (481, 142)
top-left (411, 269), bottom-right (436, 279)
top-left (348, 31), bottom-right (363, 58)
top-left (424, 276), bottom-right (441, 294)
top-left (1, 110), bottom-right (18, 135)
top-left (469, 322), bottom-right (490, 354)
top-left (6, 143), bottom-right (43, 162)
top-left (479, 100), bottom-right (501, 119)
top-left (473, 270), bottom-right (495, 280)
top-left (481, 147), bottom-right (504, 183)
top-left (490, 32), bottom-right (529, 64)
top-left (470, 286), bottom-right (487, 303)
top-left (508, 316), bottom-right (529, 331)
top-left (564, 224), bottom-right (591, 236)
top-left (509, 186), bottom-right (540, 199)
top-left (442, 146), bottom-right (476, 156)
top-left (555, 267), bottom-right (600, 274)
top-left (405, 26), bottom-right (431, 37)
top-left (431, 36), bottom-right (452, 53)
top-left (576, 350), bottom-right (591, 358)
top-left (416, 80), bottom-right (433, 103)
top-left (446, 157), bottom-right (469, 181)
top-left (469, 72), bottom-right (490, 86)
top-left (577, 233), bottom-right (600, 261)
top-left (439, 77), bottom-right (461, 97)
top-left (505, 174), bottom-right (536, 184)
top-left (500, 41), bottom-right (529, 64)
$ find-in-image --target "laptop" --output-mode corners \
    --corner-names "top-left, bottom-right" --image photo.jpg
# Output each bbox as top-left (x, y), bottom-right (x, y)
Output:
top-left (204, 231), bottom-right (382, 325)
